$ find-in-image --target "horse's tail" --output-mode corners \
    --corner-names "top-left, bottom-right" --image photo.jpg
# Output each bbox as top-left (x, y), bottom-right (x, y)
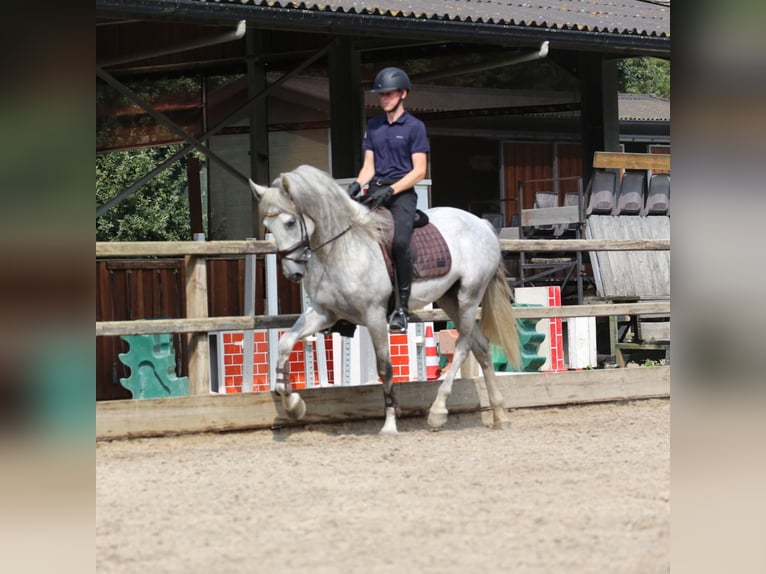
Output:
top-left (479, 264), bottom-right (520, 369)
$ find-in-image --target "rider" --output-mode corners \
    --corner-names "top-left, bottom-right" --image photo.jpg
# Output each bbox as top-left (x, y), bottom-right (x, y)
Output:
top-left (346, 67), bottom-right (430, 333)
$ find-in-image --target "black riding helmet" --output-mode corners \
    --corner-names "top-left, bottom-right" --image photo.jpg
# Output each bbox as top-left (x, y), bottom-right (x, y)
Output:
top-left (370, 67), bottom-right (412, 93)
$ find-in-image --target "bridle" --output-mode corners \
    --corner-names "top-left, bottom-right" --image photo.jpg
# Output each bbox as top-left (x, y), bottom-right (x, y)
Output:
top-left (270, 202), bottom-right (352, 264)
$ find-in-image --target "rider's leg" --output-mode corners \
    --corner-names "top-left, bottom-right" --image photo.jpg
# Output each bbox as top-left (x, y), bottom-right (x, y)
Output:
top-left (387, 190), bottom-right (417, 332)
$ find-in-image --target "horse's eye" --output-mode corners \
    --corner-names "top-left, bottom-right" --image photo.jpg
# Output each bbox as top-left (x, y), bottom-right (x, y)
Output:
top-left (285, 217), bottom-right (296, 229)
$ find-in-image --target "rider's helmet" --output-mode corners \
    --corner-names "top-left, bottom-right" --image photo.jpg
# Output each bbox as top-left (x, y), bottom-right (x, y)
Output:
top-left (370, 67), bottom-right (412, 93)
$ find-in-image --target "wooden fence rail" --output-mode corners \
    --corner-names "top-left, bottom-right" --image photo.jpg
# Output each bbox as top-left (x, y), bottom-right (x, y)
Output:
top-left (97, 238), bottom-right (668, 258)
top-left (96, 301), bottom-right (670, 337)
top-left (96, 237), bottom-right (670, 403)
top-left (95, 237), bottom-right (671, 439)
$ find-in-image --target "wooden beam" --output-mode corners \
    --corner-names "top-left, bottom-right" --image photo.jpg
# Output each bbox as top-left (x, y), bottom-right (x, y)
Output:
top-left (499, 238), bottom-right (669, 252)
top-left (521, 206), bottom-right (580, 227)
top-left (96, 239), bottom-right (277, 258)
top-left (593, 151), bottom-right (670, 171)
top-left (96, 366), bottom-right (670, 440)
top-left (329, 37), bottom-right (363, 178)
top-left (96, 301), bottom-right (671, 337)
top-left (96, 237), bottom-right (669, 259)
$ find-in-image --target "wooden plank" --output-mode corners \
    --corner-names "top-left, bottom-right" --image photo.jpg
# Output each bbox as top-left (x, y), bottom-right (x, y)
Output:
top-left (499, 238), bottom-right (669, 252)
top-left (96, 366), bottom-right (670, 439)
top-left (96, 239), bottom-right (277, 258)
top-left (593, 151), bottom-right (670, 171)
top-left (106, 259), bottom-right (181, 270)
top-left (96, 315), bottom-right (298, 336)
top-left (492, 366), bottom-right (669, 408)
top-left (96, 301), bottom-right (671, 336)
top-left (97, 237), bottom-right (669, 258)
top-left (521, 205), bottom-right (579, 227)
top-left (586, 215), bottom-right (670, 299)
top-left (638, 320), bottom-right (671, 342)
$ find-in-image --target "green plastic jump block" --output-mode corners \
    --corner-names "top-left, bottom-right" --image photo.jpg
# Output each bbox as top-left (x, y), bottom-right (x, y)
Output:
top-left (118, 334), bottom-right (189, 399)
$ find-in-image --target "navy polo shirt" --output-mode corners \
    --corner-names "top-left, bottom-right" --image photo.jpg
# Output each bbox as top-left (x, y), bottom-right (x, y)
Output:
top-left (362, 110), bottom-right (430, 181)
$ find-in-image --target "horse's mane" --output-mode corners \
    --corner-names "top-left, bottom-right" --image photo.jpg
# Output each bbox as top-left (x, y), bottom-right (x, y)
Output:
top-left (276, 165), bottom-right (390, 247)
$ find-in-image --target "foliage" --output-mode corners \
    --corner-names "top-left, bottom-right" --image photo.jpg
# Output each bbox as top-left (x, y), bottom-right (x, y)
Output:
top-left (617, 57), bottom-right (670, 98)
top-left (96, 75), bottom-right (204, 152)
top-left (96, 76), bottom-right (202, 110)
top-left (96, 145), bottom-right (200, 241)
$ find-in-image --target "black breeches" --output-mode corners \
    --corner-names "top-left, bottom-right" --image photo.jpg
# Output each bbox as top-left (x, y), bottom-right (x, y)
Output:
top-left (382, 188), bottom-right (417, 290)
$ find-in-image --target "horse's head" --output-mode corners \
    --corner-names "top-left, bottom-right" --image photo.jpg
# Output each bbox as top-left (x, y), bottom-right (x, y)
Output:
top-left (249, 178), bottom-right (315, 282)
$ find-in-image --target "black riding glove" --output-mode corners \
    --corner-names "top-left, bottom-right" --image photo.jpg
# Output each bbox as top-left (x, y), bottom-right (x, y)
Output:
top-left (363, 186), bottom-right (394, 209)
top-left (346, 181), bottom-right (363, 200)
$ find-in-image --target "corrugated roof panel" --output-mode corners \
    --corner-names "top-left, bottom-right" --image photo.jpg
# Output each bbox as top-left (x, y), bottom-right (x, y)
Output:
top-left (618, 93), bottom-right (670, 122)
top-left (204, 1), bottom-right (669, 37)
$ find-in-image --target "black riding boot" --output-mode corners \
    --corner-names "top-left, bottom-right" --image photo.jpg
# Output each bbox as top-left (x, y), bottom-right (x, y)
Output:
top-left (388, 284), bottom-right (411, 333)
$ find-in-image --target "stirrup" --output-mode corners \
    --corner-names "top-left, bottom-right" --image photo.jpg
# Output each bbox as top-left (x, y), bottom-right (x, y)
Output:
top-left (388, 308), bottom-right (409, 333)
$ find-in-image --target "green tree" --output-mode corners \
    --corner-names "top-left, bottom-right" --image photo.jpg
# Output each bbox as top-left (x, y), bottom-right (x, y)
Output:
top-left (617, 57), bottom-right (670, 98)
top-left (96, 145), bottom-right (197, 241)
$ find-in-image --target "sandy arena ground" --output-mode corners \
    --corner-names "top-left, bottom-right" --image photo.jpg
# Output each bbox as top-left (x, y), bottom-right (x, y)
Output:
top-left (96, 398), bottom-right (669, 574)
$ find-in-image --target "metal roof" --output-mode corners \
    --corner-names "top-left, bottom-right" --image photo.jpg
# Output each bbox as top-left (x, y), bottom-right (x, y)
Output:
top-left (223, 0), bottom-right (670, 37)
top-left (97, 0), bottom-right (670, 55)
top-left (618, 92), bottom-right (669, 121)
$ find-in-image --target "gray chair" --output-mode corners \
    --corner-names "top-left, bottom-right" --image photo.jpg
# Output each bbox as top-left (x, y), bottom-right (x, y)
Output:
top-left (554, 192), bottom-right (582, 236)
top-left (481, 212), bottom-right (504, 233)
top-left (642, 173), bottom-right (670, 216)
top-left (585, 170), bottom-right (617, 216)
top-left (614, 170), bottom-right (646, 215)
top-left (533, 191), bottom-right (558, 232)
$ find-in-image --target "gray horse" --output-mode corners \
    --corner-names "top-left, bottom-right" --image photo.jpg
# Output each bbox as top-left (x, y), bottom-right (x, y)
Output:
top-left (250, 165), bottom-right (519, 434)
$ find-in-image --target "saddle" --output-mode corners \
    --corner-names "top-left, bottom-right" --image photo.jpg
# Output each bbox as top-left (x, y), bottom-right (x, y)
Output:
top-left (376, 208), bottom-right (452, 282)
top-left (326, 208), bottom-right (452, 338)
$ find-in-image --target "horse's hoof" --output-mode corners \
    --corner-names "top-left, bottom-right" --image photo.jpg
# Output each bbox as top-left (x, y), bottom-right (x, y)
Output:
top-left (379, 407), bottom-right (398, 435)
top-left (285, 394), bottom-right (306, 420)
top-left (491, 410), bottom-right (511, 430)
top-left (427, 410), bottom-right (448, 429)
top-left (274, 382), bottom-right (286, 395)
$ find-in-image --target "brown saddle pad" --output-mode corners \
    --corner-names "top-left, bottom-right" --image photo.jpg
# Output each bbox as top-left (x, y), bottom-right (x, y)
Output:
top-left (377, 209), bottom-right (452, 281)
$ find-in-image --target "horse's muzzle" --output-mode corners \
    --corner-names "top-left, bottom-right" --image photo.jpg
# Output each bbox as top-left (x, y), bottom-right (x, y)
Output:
top-left (284, 269), bottom-right (304, 282)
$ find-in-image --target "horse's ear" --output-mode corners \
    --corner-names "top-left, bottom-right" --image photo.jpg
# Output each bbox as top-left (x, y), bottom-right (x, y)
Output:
top-left (248, 179), bottom-right (268, 201)
top-left (279, 173), bottom-right (293, 198)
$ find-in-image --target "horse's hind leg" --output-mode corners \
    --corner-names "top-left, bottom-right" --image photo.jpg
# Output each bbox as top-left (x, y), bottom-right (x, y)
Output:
top-left (469, 332), bottom-right (509, 430)
top-left (427, 295), bottom-right (475, 429)
top-left (432, 295), bottom-right (509, 430)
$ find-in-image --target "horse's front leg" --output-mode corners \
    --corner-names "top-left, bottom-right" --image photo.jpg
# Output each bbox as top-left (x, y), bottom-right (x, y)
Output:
top-left (367, 317), bottom-right (399, 435)
top-left (275, 307), bottom-right (335, 420)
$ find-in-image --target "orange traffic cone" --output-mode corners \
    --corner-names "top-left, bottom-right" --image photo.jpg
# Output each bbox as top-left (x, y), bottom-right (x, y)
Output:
top-left (425, 324), bottom-right (440, 380)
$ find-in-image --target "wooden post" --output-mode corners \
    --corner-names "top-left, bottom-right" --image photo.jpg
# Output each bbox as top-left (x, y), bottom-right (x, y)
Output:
top-left (329, 37), bottom-right (363, 178)
top-left (185, 235), bottom-right (210, 394)
top-left (246, 30), bottom-right (269, 239)
top-left (579, 52), bottom-right (605, 188)
top-left (186, 156), bottom-right (204, 237)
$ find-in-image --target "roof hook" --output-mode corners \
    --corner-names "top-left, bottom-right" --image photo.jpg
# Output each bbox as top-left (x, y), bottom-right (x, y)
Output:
top-left (409, 41), bottom-right (550, 83)
top-left (98, 19), bottom-right (247, 68)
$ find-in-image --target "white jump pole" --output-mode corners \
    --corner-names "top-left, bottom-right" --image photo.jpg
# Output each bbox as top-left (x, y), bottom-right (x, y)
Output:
top-left (265, 233), bottom-right (279, 390)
